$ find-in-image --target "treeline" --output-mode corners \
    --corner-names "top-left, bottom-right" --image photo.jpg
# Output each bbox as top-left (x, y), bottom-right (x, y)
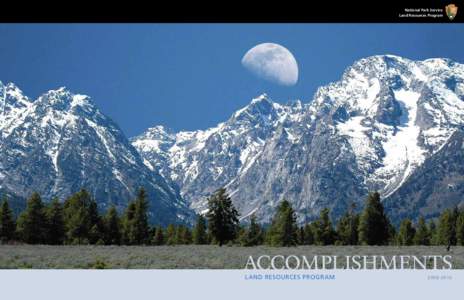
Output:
top-left (1, 188), bottom-right (464, 247)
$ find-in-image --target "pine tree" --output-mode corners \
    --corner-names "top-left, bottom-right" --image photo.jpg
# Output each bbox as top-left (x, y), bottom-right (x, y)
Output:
top-left (132, 188), bottom-right (150, 245)
top-left (175, 225), bottom-right (192, 244)
top-left (122, 201), bottom-right (136, 245)
top-left (335, 205), bottom-right (359, 245)
top-left (182, 227), bottom-right (192, 244)
top-left (165, 224), bottom-right (177, 245)
top-left (192, 215), bottom-right (208, 245)
top-left (437, 209), bottom-right (457, 246)
top-left (313, 208), bottom-right (336, 245)
top-left (16, 192), bottom-right (47, 244)
top-left (87, 199), bottom-right (104, 244)
top-left (301, 223), bottom-right (314, 245)
top-left (455, 210), bottom-right (464, 246)
top-left (387, 223), bottom-right (397, 245)
top-left (298, 226), bottom-right (305, 245)
top-left (206, 188), bottom-right (239, 246)
top-left (428, 220), bottom-right (438, 245)
top-left (413, 216), bottom-right (430, 245)
top-left (397, 219), bottom-right (415, 246)
top-left (45, 197), bottom-right (65, 245)
top-left (358, 192), bottom-right (390, 245)
top-left (241, 214), bottom-right (264, 246)
top-left (103, 205), bottom-right (121, 245)
top-left (0, 197), bottom-right (16, 242)
top-left (152, 226), bottom-right (165, 245)
top-left (63, 189), bottom-right (94, 244)
top-left (266, 200), bottom-right (298, 246)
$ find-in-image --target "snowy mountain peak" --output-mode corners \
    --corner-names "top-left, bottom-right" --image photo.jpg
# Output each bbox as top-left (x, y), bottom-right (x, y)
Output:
top-left (251, 93), bottom-right (269, 102)
top-left (0, 82), bottom-right (194, 225)
top-left (132, 55), bottom-right (464, 224)
top-left (36, 88), bottom-right (94, 113)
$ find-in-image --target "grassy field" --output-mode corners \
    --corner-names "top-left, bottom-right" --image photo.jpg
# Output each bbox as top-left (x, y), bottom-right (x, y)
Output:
top-left (0, 245), bottom-right (463, 269)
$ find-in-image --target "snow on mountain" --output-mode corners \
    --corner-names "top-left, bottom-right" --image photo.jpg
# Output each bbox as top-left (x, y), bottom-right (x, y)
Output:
top-left (0, 82), bottom-right (193, 225)
top-left (133, 55), bottom-right (464, 223)
top-left (132, 94), bottom-right (307, 213)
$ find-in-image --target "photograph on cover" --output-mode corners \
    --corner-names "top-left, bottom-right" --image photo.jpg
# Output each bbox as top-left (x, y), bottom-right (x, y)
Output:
top-left (0, 23), bottom-right (463, 270)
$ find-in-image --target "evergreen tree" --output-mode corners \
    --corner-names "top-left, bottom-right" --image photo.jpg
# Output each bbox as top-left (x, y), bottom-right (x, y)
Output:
top-left (313, 208), bottom-right (336, 245)
top-left (437, 208), bottom-right (457, 246)
top-left (132, 188), bottom-right (150, 245)
top-left (122, 201), bottom-right (136, 245)
top-left (335, 206), bottom-right (359, 245)
top-left (183, 227), bottom-right (192, 244)
top-left (63, 189), bottom-right (94, 244)
top-left (0, 197), bottom-right (16, 242)
top-left (428, 220), bottom-right (439, 245)
top-left (241, 214), bottom-right (264, 246)
top-left (413, 216), bottom-right (430, 245)
top-left (45, 197), bottom-right (65, 245)
top-left (175, 225), bottom-right (192, 244)
top-left (397, 219), bottom-right (416, 246)
top-left (103, 205), bottom-right (121, 245)
top-left (358, 192), bottom-right (390, 245)
top-left (301, 223), bottom-right (314, 245)
top-left (387, 223), bottom-right (397, 245)
top-left (16, 192), bottom-right (47, 244)
top-left (192, 215), bottom-right (208, 245)
top-left (152, 226), bottom-right (165, 245)
top-left (456, 210), bottom-right (464, 246)
top-left (87, 199), bottom-right (104, 244)
top-left (206, 188), bottom-right (239, 246)
top-left (165, 224), bottom-right (177, 245)
top-left (266, 200), bottom-right (298, 247)
top-left (298, 226), bottom-right (305, 245)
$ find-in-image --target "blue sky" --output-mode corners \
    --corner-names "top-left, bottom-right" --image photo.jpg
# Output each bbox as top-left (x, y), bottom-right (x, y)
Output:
top-left (0, 24), bottom-right (463, 136)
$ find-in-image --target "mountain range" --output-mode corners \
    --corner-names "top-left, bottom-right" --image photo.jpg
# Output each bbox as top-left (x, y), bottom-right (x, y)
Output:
top-left (2, 54), bottom-right (464, 225)
top-left (133, 55), bottom-right (464, 224)
top-left (0, 82), bottom-right (193, 225)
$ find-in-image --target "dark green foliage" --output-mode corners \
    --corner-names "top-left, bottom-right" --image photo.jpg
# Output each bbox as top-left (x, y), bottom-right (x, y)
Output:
top-left (413, 216), bottom-right (430, 246)
top-left (266, 200), bottom-right (298, 247)
top-left (16, 192), bottom-right (47, 244)
top-left (3, 188), bottom-right (461, 247)
top-left (175, 225), bottom-right (192, 244)
top-left (240, 214), bottom-right (264, 246)
top-left (313, 208), bottom-right (336, 245)
top-left (0, 197), bottom-right (16, 242)
top-left (63, 189), bottom-right (100, 245)
top-left (122, 202), bottom-right (136, 245)
top-left (45, 198), bottom-right (65, 245)
top-left (428, 220), bottom-right (438, 245)
top-left (192, 215), bottom-right (208, 245)
top-left (152, 226), bottom-right (165, 245)
top-left (387, 223), bottom-right (397, 245)
top-left (358, 192), bottom-right (390, 245)
top-left (103, 205), bottom-right (121, 245)
top-left (132, 188), bottom-right (150, 245)
top-left (301, 223), bottom-right (314, 245)
top-left (121, 189), bottom-right (150, 245)
top-left (335, 205), bottom-right (359, 245)
top-left (437, 208), bottom-right (457, 245)
top-left (397, 219), bottom-right (415, 246)
top-left (456, 210), bottom-right (464, 246)
top-left (297, 227), bottom-right (305, 245)
top-left (165, 224), bottom-right (177, 245)
top-left (206, 188), bottom-right (239, 246)
top-left (87, 200), bottom-right (104, 244)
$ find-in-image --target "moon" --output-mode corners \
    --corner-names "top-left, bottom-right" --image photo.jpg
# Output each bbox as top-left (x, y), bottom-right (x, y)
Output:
top-left (241, 43), bottom-right (299, 86)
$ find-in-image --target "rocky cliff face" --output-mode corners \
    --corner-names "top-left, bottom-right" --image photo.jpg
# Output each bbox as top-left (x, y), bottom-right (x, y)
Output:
top-left (0, 82), bottom-right (193, 225)
top-left (133, 55), bottom-right (464, 223)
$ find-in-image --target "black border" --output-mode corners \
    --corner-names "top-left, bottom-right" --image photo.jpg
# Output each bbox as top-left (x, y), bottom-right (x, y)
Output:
top-left (0, 1), bottom-right (463, 23)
